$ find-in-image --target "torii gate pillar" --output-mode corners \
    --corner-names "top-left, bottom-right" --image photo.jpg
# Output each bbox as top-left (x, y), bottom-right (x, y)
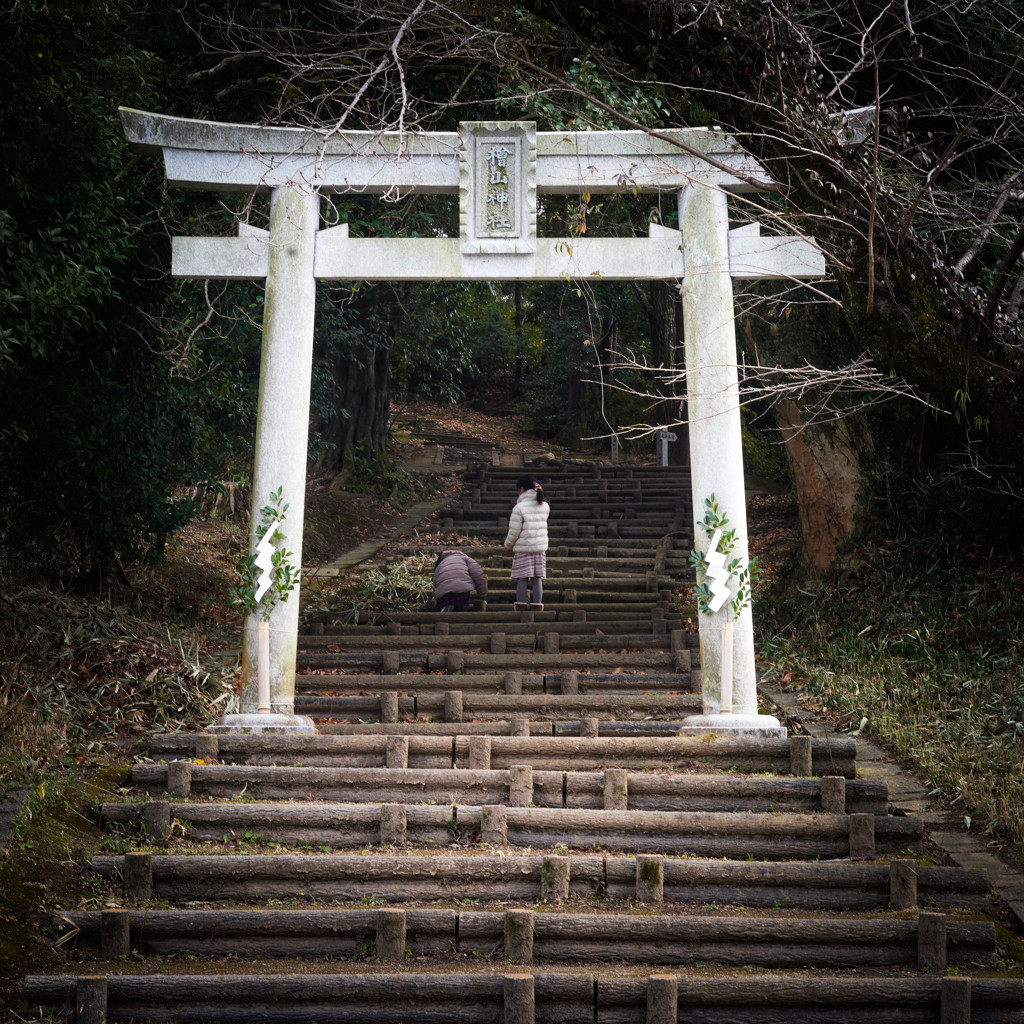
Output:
top-left (677, 182), bottom-right (774, 734)
top-left (227, 185), bottom-right (321, 731)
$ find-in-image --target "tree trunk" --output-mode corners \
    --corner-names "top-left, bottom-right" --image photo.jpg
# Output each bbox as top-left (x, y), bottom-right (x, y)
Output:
top-left (513, 282), bottom-right (524, 385)
top-left (597, 318), bottom-right (618, 382)
top-left (670, 291), bottom-right (689, 465)
top-left (309, 287), bottom-right (394, 489)
top-left (777, 400), bottom-right (872, 571)
top-left (648, 281), bottom-right (676, 425)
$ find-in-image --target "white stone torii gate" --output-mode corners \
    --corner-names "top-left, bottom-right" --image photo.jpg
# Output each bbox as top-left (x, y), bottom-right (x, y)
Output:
top-left (120, 109), bottom-right (824, 736)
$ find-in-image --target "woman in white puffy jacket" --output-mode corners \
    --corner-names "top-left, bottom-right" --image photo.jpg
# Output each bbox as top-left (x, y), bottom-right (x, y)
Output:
top-left (503, 474), bottom-right (550, 610)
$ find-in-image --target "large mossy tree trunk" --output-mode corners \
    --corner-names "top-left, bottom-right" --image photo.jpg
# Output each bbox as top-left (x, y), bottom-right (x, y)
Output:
top-left (776, 400), bottom-right (873, 570)
top-left (741, 297), bottom-right (875, 570)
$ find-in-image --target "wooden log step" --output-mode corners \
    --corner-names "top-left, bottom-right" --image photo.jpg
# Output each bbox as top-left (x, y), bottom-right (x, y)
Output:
top-left (557, 771), bottom-right (888, 814)
top-left (295, 673), bottom-right (542, 694)
top-left (469, 526), bottom-right (682, 540)
top-left (101, 800), bottom-right (921, 857)
top-left (463, 653), bottom-right (687, 671)
top-left (493, 558), bottom-right (664, 571)
top-left (24, 971), bottom-right (583, 1024)
top-left (57, 907), bottom-right (456, 957)
top-left (294, 693), bottom-right (701, 721)
top-left (449, 735), bottom-right (850, 774)
top-left (595, 975), bottom-right (1023, 1023)
top-left (370, 607), bottom-right (671, 623)
top-left (486, 563), bottom-right (665, 577)
top-left (293, 672), bottom-right (693, 695)
top-left (466, 509), bottom-right (681, 520)
top-left (296, 633), bottom-right (541, 651)
top-left (297, 632), bottom-right (682, 653)
top-left (493, 807), bottom-right (920, 858)
top-left (143, 734), bottom-right (856, 776)
top-left (24, 972), bottom-right (1023, 1024)
top-left (293, 672), bottom-right (692, 695)
top-left (93, 852), bottom-right (604, 901)
top-left (486, 576), bottom-right (673, 590)
top-left (456, 911), bottom-right (992, 968)
top-left (480, 464), bottom-right (689, 473)
top-left (318, 721), bottom-right (698, 738)
top-left (54, 907), bottom-right (994, 968)
top-left (433, 499), bottom-right (674, 511)
top-left (388, 546), bottom-right (683, 560)
top-left (555, 635), bottom-right (674, 651)
top-left (311, 621), bottom-right (680, 636)
top-left (126, 761), bottom-right (884, 813)
top-left (89, 852), bottom-right (987, 911)
top-left (320, 721), bottom-right (556, 736)
top-left (485, 592), bottom-right (674, 604)
top-left (127, 764), bottom-right (521, 802)
top-left (562, 671), bottom-right (699, 690)
top-left (296, 652), bottom-right (692, 672)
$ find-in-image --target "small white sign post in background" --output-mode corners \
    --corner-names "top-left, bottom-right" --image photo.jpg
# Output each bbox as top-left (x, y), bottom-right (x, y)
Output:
top-left (657, 429), bottom-right (678, 467)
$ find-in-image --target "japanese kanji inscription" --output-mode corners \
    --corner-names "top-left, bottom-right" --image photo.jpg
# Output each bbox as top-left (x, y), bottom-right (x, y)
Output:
top-left (459, 121), bottom-right (537, 254)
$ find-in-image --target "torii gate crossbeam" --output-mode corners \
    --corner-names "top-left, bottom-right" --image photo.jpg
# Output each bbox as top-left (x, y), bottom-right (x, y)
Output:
top-left (120, 109), bottom-right (825, 737)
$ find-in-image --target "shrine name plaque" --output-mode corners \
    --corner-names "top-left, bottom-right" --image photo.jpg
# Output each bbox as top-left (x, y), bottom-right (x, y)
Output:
top-left (460, 121), bottom-right (537, 255)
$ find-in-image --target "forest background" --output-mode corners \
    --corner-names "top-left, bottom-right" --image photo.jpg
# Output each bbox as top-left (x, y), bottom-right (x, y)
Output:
top-left (1, 0), bottom-right (1023, 856)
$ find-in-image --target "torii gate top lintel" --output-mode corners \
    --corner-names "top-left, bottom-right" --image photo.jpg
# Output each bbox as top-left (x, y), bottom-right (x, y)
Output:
top-left (119, 107), bottom-right (771, 195)
top-left (119, 108), bottom-right (824, 283)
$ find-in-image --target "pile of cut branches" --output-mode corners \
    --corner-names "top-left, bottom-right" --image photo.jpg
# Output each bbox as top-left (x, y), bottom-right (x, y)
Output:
top-left (305, 553), bottom-right (437, 625)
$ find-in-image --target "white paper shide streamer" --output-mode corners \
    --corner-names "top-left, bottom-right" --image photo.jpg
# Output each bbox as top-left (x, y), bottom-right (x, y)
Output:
top-left (254, 530), bottom-right (276, 714)
top-left (254, 530), bottom-right (276, 602)
top-left (704, 527), bottom-right (734, 714)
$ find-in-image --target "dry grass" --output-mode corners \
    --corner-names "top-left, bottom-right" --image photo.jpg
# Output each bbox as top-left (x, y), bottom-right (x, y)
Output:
top-left (0, 585), bottom-right (242, 784)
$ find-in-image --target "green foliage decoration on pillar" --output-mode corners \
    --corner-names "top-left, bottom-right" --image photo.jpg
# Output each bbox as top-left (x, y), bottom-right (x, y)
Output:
top-left (230, 488), bottom-right (298, 620)
top-left (688, 494), bottom-right (761, 618)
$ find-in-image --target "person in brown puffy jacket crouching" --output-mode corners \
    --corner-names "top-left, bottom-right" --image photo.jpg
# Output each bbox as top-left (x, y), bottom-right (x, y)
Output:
top-left (432, 550), bottom-right (488, 612)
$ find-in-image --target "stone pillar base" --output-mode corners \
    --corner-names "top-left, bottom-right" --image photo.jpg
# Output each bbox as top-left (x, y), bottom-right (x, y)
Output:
top-left (209, 713), bottom-right (317, 735)
top-left (678, 713), bottom-right (786, 739)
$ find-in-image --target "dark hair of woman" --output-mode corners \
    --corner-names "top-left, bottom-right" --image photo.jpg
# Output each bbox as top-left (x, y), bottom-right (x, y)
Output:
top-left (516, 475), bottom-right (544, 503)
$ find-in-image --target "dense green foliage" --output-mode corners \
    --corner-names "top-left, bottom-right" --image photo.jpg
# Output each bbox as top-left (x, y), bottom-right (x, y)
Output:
top-left (0, 1), bottom-right (266, 573)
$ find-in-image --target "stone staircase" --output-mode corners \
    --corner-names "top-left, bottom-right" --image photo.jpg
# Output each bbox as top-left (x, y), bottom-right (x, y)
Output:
top-left (24, 464), bottom-right (1021, 1023)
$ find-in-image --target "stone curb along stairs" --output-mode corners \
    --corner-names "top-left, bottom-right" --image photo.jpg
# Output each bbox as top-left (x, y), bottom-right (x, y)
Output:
top-left (26, 464), bottom-right (1020, 1023)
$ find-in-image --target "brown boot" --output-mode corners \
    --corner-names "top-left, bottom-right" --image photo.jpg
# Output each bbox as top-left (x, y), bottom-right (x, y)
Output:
top-left (514, 602), bottom-right (530, 612)
top-left (529, 603), bottom-right (544, 611)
